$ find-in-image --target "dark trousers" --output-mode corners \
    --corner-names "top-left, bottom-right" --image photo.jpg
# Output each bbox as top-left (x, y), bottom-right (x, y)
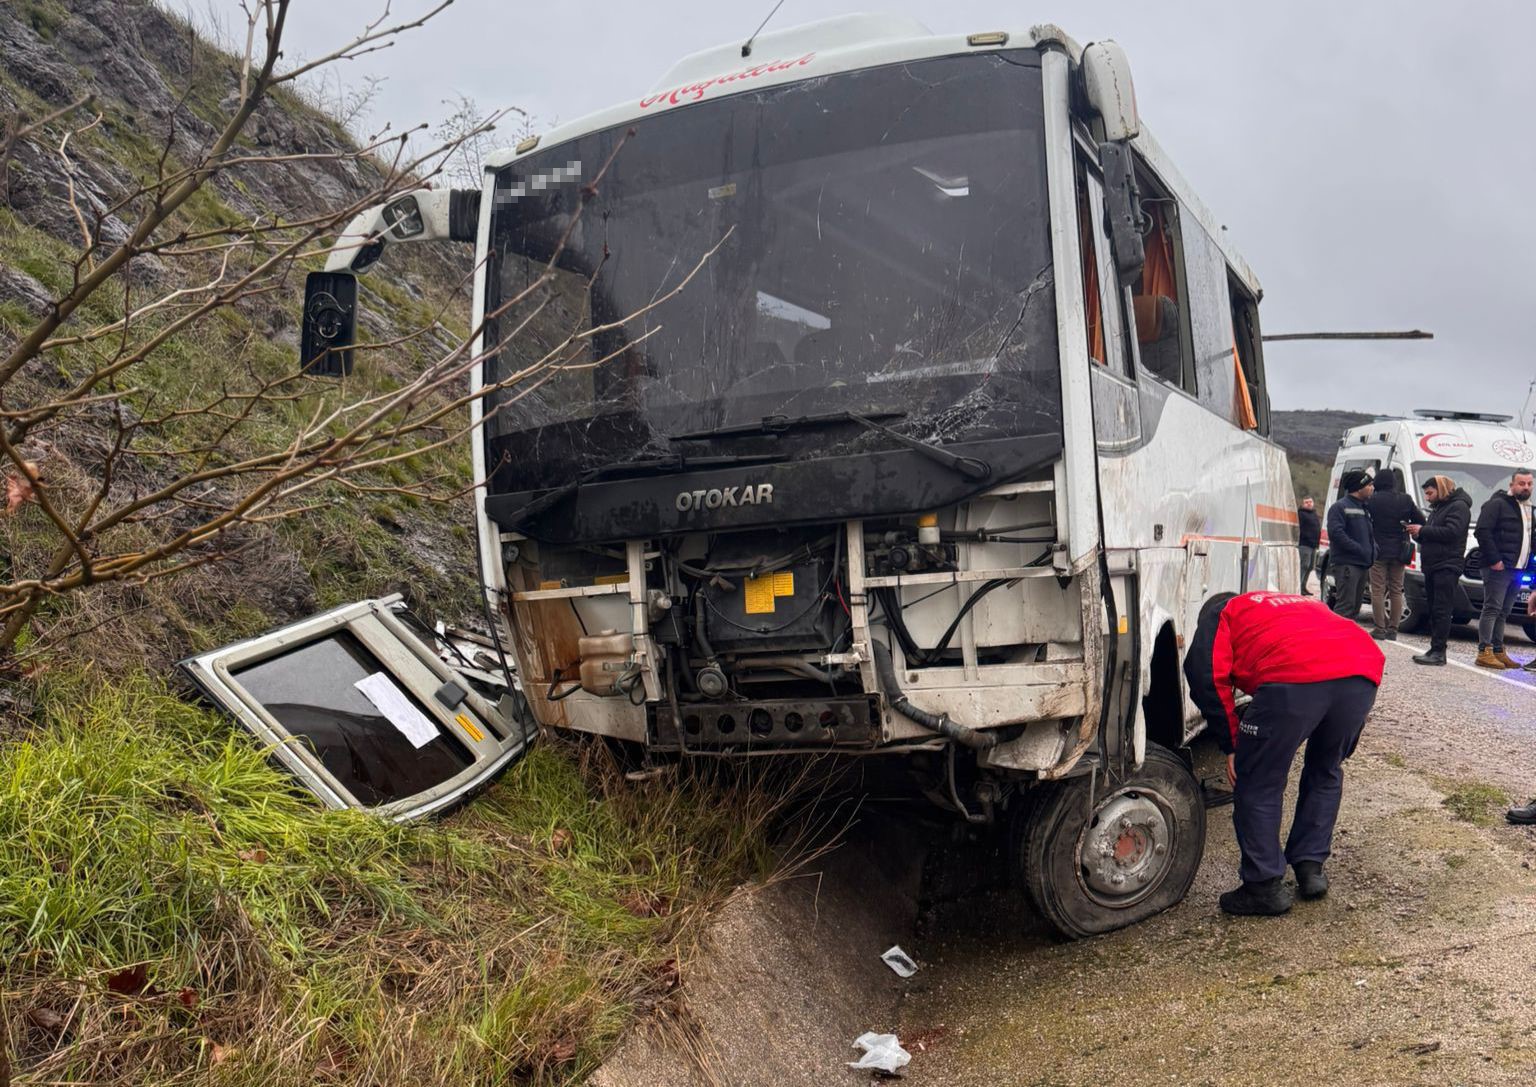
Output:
top-left (1298, 545), bottom-right (1317, 592)
top-left (1233, 677), bottom-right (1377, 884)
top-left (1332, 563), bottom-right (1369, 619)
top-left (1424, 567), bottom-right (1458, 653)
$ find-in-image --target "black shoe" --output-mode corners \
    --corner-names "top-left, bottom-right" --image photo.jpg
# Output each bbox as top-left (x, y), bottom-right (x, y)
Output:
top-left (1507, 801), bottom-right (1536, 825)
top-left (1294, 860), bottom-right (1329, 899)
top-left (1387, 631), bottom-right (1398, 641)
top-left (1219, 877), bottom-right (1294, 916)
top-left (1370, 628), bottom-right (1389, 640)
top-left (1524, 658), bottom-right (1536, 672)
top-left (1413, 649), bottom-right (1447, 666)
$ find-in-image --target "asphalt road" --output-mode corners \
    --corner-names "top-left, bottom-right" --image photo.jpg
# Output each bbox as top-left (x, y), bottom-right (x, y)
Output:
top-left (893, 610), bottom-right (1536, 1087)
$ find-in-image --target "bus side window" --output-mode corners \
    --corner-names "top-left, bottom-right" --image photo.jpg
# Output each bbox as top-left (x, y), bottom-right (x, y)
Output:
top-left (1074, 159), bottom-right (1132, 376)
top-left (1129, 165), bottom-right (1194, 393)
top-left (1229, 273), bottom-right (1267, 435)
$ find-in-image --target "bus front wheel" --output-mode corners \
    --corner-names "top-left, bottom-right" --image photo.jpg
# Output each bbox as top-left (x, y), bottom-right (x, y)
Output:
top-left (1011, 743), bottom-right (1205, 939)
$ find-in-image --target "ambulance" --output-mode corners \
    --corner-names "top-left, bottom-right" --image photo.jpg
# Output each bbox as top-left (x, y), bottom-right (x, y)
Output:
top-left (1322, 410), bottom-right (1536, 636)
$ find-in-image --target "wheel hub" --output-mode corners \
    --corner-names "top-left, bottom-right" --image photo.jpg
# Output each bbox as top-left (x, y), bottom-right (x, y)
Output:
top-left (1080, 791), bottom-right (1172, 900)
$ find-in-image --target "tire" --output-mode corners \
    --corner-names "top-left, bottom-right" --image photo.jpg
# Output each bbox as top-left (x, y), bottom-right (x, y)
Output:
top-left (1011, 743), bottom-right (1205, 939)
top-left (1400, 591), bottom-right (1430, 634)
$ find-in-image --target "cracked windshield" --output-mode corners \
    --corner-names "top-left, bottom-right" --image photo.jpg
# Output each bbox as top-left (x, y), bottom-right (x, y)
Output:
top-left (482, 51), bottom-right (1060, 494)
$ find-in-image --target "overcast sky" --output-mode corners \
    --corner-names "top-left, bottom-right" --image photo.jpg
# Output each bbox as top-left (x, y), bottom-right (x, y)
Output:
top-left (263, 0), bottom-right (1536, 420)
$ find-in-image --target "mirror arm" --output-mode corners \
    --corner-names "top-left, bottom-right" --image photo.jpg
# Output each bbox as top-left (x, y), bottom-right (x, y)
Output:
top-left (1098, 140), bottom-right (1146, 287)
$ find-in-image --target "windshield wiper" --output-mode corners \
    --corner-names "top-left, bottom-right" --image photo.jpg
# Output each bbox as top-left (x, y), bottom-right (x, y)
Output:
top-left (499, 452), bottom-right (784, 525)
top-left (667, 410), bottom-right (906, 442)
top-left (668, 410), bottom-right (991, 482)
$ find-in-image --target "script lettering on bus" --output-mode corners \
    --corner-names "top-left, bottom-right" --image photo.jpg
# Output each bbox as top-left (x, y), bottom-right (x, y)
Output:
top-left (640, 55), bottom-right (816, 110)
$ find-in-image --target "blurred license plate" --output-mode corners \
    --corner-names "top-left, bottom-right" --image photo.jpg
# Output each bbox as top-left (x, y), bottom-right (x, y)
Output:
top-left (1519, 589), bottom-right (1532, 605)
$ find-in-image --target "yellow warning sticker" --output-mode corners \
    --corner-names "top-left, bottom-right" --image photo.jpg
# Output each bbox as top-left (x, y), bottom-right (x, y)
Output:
top-left (455, 713), bottom-right (485, 742)
top-left (744, 571), bottom-right (798, 614)
top-left (744, 575), bottom-right (776, 614)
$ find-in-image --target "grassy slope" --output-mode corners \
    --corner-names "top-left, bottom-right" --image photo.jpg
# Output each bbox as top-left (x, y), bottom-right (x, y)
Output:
top-left (0, 4), bottom-right (784, 1083)
top-left (2, 672), bottom-right (778, 1085)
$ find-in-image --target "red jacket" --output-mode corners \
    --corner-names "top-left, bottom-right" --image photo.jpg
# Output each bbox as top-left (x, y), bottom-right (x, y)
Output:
top-left (1182, 591), bottom-right (1385, 752)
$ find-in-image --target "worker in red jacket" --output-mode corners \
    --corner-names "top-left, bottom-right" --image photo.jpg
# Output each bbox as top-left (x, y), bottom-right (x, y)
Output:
top-left (1184, 591), bottom-right (1385, 917)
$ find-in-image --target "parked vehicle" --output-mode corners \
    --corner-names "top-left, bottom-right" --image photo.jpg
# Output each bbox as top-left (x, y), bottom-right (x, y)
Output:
top-left (1318, 410), bottom-right (1536, 637)
top-left (294, 15), bottom-right (1295, 936)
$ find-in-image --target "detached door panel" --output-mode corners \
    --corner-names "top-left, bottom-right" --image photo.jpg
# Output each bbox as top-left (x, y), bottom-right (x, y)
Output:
top-left (180, 597), bottom-right (531, 820)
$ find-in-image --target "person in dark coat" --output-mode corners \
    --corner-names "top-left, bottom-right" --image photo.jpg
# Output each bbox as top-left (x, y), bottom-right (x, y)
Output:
top-left (1406, 474), bottom-right (1472, 665)
top-left (1184, 591), bottom-right (1385, 915)
top-left (1297, 497), bottom-right (1322, 595)
top-left (1364, 471), bottom-right (1424, 639)
top-left (1472, 468), bottom-right (1534, 669)
top-left (1326, 470), bottom-right (1376, 620)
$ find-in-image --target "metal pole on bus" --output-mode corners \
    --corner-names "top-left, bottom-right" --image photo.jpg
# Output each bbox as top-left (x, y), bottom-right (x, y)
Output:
top-left (1261, 330), bottom-right (1433, 342)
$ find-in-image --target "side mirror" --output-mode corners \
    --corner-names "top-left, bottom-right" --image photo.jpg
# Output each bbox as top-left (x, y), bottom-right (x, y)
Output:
top-left (381, 194), bottom-right (425, 239)
top-left (1081, 41), bottom-right (1140, 142)
top-left (1098, 142), bottom-right (1145, 286)
top-left (301, 271), bottom-right (357, 377)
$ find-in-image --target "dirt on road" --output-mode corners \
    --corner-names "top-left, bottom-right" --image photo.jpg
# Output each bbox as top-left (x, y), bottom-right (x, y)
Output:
top-left (894, 623), bottom-right (1536, 1087)
top-left (590, 622), bottom-right (1536, 1087)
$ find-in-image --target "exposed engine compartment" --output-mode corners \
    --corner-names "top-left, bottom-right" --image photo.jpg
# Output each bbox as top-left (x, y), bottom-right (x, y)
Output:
top-left (501, 483), bottom-right (1071, 756)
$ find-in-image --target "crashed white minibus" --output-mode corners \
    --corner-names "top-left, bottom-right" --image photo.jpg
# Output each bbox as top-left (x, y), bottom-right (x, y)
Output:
top-left (217, 15), bottom-right (1297, 936)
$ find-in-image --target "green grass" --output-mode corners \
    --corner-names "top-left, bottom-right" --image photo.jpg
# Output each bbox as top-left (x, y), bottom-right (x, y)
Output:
top-left (1440, 781), bottom-right (1510, 827)
top-left (2, 671), bottom-right (783, 1085)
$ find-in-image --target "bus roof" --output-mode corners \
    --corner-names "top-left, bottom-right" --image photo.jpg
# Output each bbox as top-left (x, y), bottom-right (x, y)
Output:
top-left (483, 13), bottom-right (1262, 298)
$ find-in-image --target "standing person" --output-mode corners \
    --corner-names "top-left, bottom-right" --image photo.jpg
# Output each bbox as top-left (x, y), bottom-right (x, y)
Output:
top-left (1297, 497), bottom-right (1322, 595)
top-left (1406, 475), bottom-right (1471, 666)
top-left (1325, 470), bottom-right (1376, 620)
top-left (1365, 471), bottom-right (1425, 639)
top-left (1184, 591), bottom-right (1385, 916)
top-left (1472, 467), bottom-right (1534, 669)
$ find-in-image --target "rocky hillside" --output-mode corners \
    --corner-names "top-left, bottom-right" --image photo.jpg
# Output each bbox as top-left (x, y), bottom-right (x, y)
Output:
top-left (1271, 408), bottom-right (1375, 502)
top-left (0, 0), bottom-right (481, 669)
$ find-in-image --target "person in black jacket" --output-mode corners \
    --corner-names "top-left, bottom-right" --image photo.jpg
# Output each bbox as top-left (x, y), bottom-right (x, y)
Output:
top-left (1297, 497), bottom-right (1322, 595)
top-left (1326, 470), bottom-right (1376, 619)
top-left (1406, 475), bottom-right (1472, 665)
top-left (1365, 470), bottom-right (1425, 639)
top-left (1472, 468), bottom-right (1534, 669)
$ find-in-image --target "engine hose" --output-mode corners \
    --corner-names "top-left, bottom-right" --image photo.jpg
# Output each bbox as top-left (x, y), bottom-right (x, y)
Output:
top-left (872, 641), bottom-right (997, 751)
top-left (923, 577), bottom-right (1019, 663)
top-left (693, 591), bottom-right (718, 663)
top-left (730, 656), bottom-right (839, 683)
top-left (875, 587), bottom-right (924, 662)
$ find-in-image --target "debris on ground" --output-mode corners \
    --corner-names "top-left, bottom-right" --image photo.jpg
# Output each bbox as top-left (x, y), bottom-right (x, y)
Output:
top-left (849, 1032), bottom-right (912, 1074)
top-left (881, 946), bottom-right (919, 978)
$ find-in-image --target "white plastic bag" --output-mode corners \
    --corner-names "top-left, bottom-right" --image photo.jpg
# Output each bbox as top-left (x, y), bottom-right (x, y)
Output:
top-left (848, 1031), bottom-right (912, 1073)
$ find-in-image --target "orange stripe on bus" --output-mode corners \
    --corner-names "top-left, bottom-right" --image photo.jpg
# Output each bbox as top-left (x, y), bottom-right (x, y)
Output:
top-left (1255, 504), bottom-right (1299, 524)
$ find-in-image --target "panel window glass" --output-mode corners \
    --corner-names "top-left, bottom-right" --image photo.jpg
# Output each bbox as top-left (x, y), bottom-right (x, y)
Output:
top-left (231, 631), bottom-right (473, 807)
top-left (1335, 459), bottom-right (1380, 501)
top-left (1075, 163), bottom-right (1130, 375)
top-left (1130, 191), bottom-right (1192, 391)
